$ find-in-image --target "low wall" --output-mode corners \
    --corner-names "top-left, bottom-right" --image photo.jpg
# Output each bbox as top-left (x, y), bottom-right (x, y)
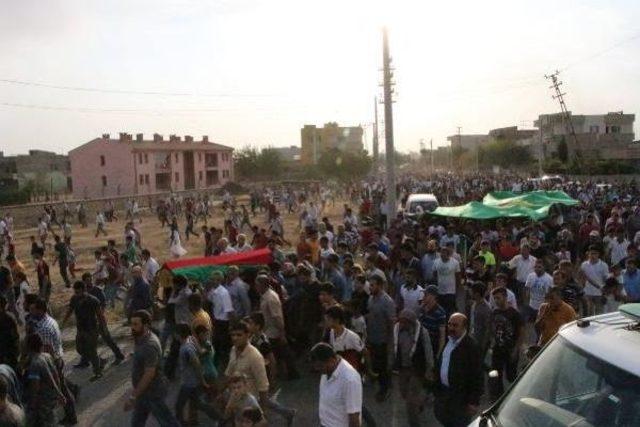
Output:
top-left (3, 188), bottom-right (247, 228)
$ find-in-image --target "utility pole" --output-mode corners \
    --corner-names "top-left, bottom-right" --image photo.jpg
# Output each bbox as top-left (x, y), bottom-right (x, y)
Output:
top-left (382, 27), bottom-right (396, 227)
top-left (545, 70), bottom-right (579, 150)
top-left (430, 138), bottom-right (434, 175)
top-left (454, 126), bottom-right (462, 171)
top-left (373, 96), bottom-right (379, 171)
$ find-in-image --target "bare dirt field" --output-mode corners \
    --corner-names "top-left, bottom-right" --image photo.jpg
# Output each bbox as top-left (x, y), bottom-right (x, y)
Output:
top-left (9, 197), bottom-right (347, 318)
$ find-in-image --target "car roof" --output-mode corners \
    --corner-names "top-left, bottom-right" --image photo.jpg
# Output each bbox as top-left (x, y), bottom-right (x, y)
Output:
top-left (559, 311), bottom-right (640, 377)
top-left (407, 193), bottom-right (438, 202)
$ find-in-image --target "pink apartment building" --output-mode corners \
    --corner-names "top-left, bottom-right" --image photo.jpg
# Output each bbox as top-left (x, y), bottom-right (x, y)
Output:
top-left (69, 133), bottom-right (234, 199)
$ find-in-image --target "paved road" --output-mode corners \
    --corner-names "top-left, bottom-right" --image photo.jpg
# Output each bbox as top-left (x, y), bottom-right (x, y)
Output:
top-left (57, 324), bottom-right (442, 426)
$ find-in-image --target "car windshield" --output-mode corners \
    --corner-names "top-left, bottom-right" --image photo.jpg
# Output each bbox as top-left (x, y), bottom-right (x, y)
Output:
top-left (409, 200), bottom-right (437, 213)
top-left (494, 336), bottom-right (640, 427)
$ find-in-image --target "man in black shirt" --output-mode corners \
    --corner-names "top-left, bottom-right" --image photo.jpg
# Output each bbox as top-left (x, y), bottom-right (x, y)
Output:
top-left (53, 235), bottom-right (71, 288)
top-left (82, 273), bottom-right (125, 365)
top-left (489, 287), bottom-right (524, 400)
top-left (62, 281), bottom-right (104, 381)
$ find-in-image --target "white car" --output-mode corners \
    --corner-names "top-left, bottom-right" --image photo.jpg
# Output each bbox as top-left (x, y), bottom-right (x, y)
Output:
top-left (404, 193), bottom-right (439, 217)
top-left (471, 304), bottom-right (640, 427)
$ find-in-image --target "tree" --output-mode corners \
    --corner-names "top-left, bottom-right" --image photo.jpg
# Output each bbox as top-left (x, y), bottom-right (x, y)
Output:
top-left (318, 148), bottom-right (372, 181)
top-left (233, 146), bottom-right (283, 180)
top-left (480, 139), bottom-right (532, 169)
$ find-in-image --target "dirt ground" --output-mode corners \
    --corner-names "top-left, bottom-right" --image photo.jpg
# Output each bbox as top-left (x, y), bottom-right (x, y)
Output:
top-left (9, 197), bottom-right (347, 319)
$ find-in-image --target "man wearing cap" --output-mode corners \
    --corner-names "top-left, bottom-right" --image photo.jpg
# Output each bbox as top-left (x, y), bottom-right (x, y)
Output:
top-left (393, 309), bottom-right (433, 427)
top-left (434, 313), bottom-right (483, 427)
top-left (311, 342), bottom-right (362, 427)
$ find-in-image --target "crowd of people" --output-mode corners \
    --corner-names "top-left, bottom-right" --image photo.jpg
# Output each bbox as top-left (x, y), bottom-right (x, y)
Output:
top-left (0, 174), bottom-right (639, 426)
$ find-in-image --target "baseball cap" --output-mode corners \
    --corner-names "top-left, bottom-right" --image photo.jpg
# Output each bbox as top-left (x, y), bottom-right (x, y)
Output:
top-left (424, 285), bottom-right (439, 297)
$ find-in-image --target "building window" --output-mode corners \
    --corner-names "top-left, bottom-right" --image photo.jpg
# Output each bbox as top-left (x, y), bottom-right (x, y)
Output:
top-left (589, 125), bottom-right (599, 134)
top-left (139, 174), bottom-right (144, 185)
top-left (199, 171), bottom-right (203, 181)
top-left (174, 153), bottom-right (179, 163)
top-left (611, 125), bottom-right (621, 134)
top-left (175, 172), bottom-right (179, 182)
top-left (101, 175), bottom-right (107, 186)
top-left (145, 174), bottom-right (149, 184)
top-left (144, 154), bottom-right (148, 164)
top-left (138, 153), bottom-right (143, 164)
top-left (198, 153), bottom-right (202, 162)
top-left (100, 155), bottom-right (105, 166)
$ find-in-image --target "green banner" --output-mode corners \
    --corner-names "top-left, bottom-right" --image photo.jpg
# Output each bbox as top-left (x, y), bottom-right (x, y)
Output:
top-left (431, 190), bottom-right (579, 220)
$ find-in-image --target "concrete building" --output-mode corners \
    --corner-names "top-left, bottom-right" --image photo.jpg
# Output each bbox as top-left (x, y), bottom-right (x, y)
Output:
top-left (446, 134), bottom-right (489, 151)
top-left (533, 111), bottom-right (637, 160)
top-left (0, 150), bottom-right (70, 193)
top-left (271, 146), bottom-right (301, 162)
top-left (300, 122), bottom-right (364, 165)
top-left (69, 133), bottom-right (234, 199)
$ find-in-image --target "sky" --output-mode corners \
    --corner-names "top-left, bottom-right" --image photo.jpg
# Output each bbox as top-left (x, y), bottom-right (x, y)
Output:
top-left (1, 0), bottom-right (640, 155)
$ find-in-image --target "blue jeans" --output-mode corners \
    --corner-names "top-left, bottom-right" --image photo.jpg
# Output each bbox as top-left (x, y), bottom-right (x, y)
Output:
top-left (131, 394), bottom-right (180, 427)
top-left (174, 385), bottom-right (220, 424)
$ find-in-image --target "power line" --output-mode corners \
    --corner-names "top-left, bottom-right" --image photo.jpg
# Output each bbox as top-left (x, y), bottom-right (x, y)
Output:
top-left (0, 101), bottom-right (250, 114)
top-left (560, 30), bottom-right (640, 72)
top-left (0, 78), bottom-right (274, 98)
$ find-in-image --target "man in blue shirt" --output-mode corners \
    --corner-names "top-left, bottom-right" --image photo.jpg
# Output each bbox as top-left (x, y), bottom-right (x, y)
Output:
top-left (623, 258), bottom-right (640, 303)
top-left (420, 286), bottom-right (447, 358)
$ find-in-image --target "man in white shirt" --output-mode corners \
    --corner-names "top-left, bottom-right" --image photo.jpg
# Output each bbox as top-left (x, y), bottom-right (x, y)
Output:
top-left (206, 271), bottom-right (234, 365)
top-left (311, 343), bottom-right (362, 427)
top-left (580, 245), bottom-right (609, 315)
top-left (399, 269), bottom-right (425, 314)
top-left (507, 245), bottom-right (537, 305)
top-left (608, 228), bottom-right (630, 266)
top-left (524, 259), bottom-right (553, 323)
top-left (432, 247), bottom-right (461, 317)
top-left (140, 249), bottom-right (160, 286)
top-left (234, 234), bottom-right (253, 253)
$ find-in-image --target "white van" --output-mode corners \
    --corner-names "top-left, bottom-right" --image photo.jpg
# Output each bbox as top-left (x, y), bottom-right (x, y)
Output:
top-left (404, 193), bottom-right (439, 216)
top-left (471, 304), bottom-right (640, 427)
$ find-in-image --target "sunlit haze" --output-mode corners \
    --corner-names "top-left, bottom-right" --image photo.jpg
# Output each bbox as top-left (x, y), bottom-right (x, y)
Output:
top-left (1, 0), bottom-right (639, 155)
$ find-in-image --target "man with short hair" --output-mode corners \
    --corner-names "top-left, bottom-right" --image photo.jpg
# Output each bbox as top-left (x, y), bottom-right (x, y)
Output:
top-left (173, 323), bottom-right (220, 425)
top-left (419, 285), bottom-right (447, 358)
top-left (507, 245), bottom-right (536, 304)
top-left (255, 274), bottom-right (299, 380)
top-left (432, 247), bottom-right (461, 317)
top-left (24, 333), bottom-right (66, 427)
top-left (434, 313), bottom-right (483, 427)
top-left (310, 342), bottom-right (362, 427)
top-left (124, 310), bottom-right (178, 427)
top-left (489, 287), bottom-right (524, 400)
top-left (535, 286), bottom-right (577, 346)
top-left (524, 259), bottom-right (553, 323)
top-left (393, 309), bottom-right (433, 427)
top-left (53, 235), bottom-right (71, 288)
top-left (225, 321), bottom-right (270, 410)
top-left (623, 258), bottom-right (640, 303)
top-left (580, 245), bottom-right (609, 316)
top-left (206, 271), bottom-right (234, 366)
top-left (225, 266), bottom-right (252, 319)
top-left (366, 274), bottom-right (396, 402)
top-left (62, 281), bottom-right (104, 381)
top-left (27, 298), bottom-right (77, 425)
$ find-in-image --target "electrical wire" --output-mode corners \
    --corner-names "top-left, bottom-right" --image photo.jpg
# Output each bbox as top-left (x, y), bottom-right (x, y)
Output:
top-left (0, 78), bottom-right (274, 98)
